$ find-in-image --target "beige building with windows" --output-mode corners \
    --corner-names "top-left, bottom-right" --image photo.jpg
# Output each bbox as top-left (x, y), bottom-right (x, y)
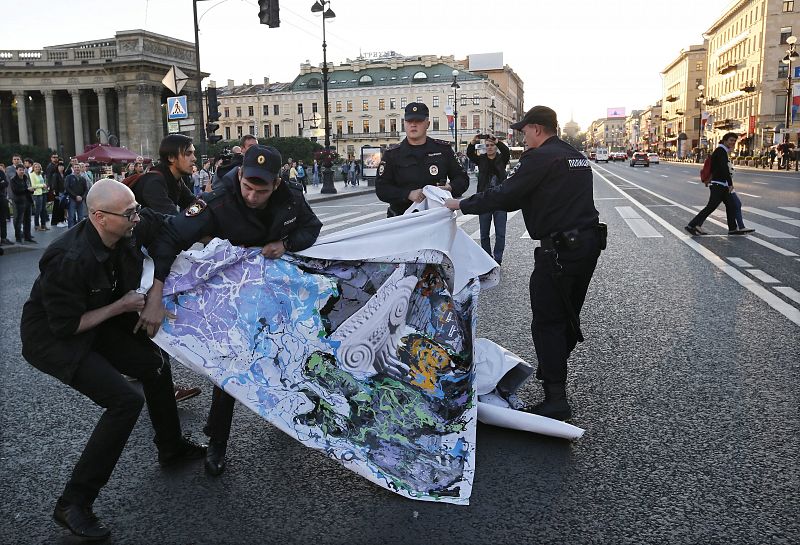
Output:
top-left (587, 117), bottom-right (626, 150)
top-left (702, 0), bottom-right (800, 153)
top-left (0, 30), bottom-right (204, 158)
top-left (210, 53), bottom-right (523, 159)
top-left (661, 44), bottom-right (708, 157)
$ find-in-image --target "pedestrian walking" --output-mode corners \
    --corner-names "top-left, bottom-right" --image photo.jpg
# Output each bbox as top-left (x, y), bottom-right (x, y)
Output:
top-left (445, 106), bottom-right (606, 421)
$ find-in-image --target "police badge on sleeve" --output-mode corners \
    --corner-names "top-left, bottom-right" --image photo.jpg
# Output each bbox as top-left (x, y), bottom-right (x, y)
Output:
top-left (185, 199), bottom-right (207, 216)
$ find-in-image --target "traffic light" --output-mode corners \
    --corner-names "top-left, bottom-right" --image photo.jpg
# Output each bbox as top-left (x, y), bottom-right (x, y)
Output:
top-left (206, 87), bottom-right (222, 144)
top-left (258, 0), bottom-right (279, 28)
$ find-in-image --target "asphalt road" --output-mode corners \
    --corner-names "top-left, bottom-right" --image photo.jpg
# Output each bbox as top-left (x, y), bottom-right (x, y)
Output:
top-left (1, 172), bottom-right (798, 544)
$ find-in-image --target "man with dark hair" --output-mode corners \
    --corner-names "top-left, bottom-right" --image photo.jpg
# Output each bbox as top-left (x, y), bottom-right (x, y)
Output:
top-left (686, 132), bottom-right (745, 236)
top-left (132, 134), bottom-right (196, 215)
top-left (467, 133), bottom-right (511, 265)
top-left (0, 162), bottom-right (12, 245)
top-left (445, 106), bottom-right (605, 421)
top-left (11, 164), bottom-right (35, 243)
top-left (376, 102), bottom-right (469, 217)
top-left (138, 145), bottom-right (322, 476)
top-left (20, 179), bottom-right (206, 540)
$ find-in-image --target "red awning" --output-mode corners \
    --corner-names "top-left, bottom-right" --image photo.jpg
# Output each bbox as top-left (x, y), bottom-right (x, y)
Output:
top-left (75, 145), bottom-right (151, 164)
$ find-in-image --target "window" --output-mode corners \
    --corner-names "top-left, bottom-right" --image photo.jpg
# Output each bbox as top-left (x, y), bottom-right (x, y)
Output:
top-left (432, 96), bottom-right (439, 107)
top-left (363, 120), bottom-right (370, 133)
top-left (273, 105), bottom-right (279, 115)
top-left (412, 71), bottom-right (428, 82)
top-left (390, 118), bottom-right (397, 133)
top-left (432, 117), bottom-right (440, 131)
top-left (783, 1), bottom-right (794, 13)
top-left (312, 102), bottom-right (318, 113)
top-left (358, 75), bottom-right (374, 85)
top-left (263, 124), bottom-right (271, 138)
top-left (249, 125), bottom-right (255, 135)
top-left (298, 123), bottom-right (303, 136)
top-left (416, 96), bottom-right (422, 103)
top-left (347, 120), bottom-right (354, 134)
top-left (362, 99), bottom-right (369, 112)
top-left (224, 107), bottom-right (230, 118)
top-left (336, 120), bottom-right (343, 135)
top-left (779, 61), bottom-right (789, 78)
top-left (225, 126), bottom-right (231, 139)
top-left (775, 95), bottom-right (787, 115)
top-left (447, 95), bottom-right (453, 106)
top-left (379, 119), bottom-right (385, 133)
top-left (274, 124), bottom-right (280, 137)
top-left (248, 106), bottom-right (254, 117)
top-left (307, 77), bottom-right (321, 89)
top-left (390, 98), bottom-right (396, 109)
top-left (379, 98), bottom-right (385, 110)
top-left (298, 103), bottom-right (304, 114)
top-left (400, 97), bottom-right (407, 108)
top-left (696, 61), bottom-right (703, 71)
top-left (473, 94), bottom-right (480, 105)
top-left (336, 101), bottom-right (342, 112)
top-left (472, 115), bottom-right (480, 129)
top-left (780, 26), bottom-right (793, 44)
top-left (460, 96), bottom-right (467, 106)
top-left (236, 107), bottom-right (242, 117)
top-left (460, 115), bottom-right (467, 129)
top-left (237, 126), bottom-right (243, 138)
top-left (347, 100), bottom-right (353, 112)
top-left (263, 105), bottom-right (269, 116)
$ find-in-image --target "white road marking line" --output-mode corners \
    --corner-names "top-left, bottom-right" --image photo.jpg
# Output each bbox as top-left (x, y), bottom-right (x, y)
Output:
top-left (745, 269), bottom-right (781, 283)
top-left (319, 210), bottom-right (386, 232)
top-left (736, 192), bottom-right (760, 198)
top-left (615, 206), bottom-right (663, 237)
top-left (470, 211), bottom-right (519, 239)
top-left (319, 211), bottom-right (362, 222)
top-left (753, 181), bottom-right (769, 185)
top-left (686, 181), bottom-right (700, 184)
top-left (742, 207), bottom-right (800, 227)
top-left (727, 257), bottom-right (753, 267)
top-left (595, 197), bottom-right (629, 200)
top-left (591, 165), bottom-right (800, 326)
top-left (660, 175), bottom-right (669, 178)
top-left (691, 208), bottom-right (796, 238)
top-left (775, 287), bottom-right (800, 304)
top-left (779, 207), bottom-right (800, 214)
top-left (745, 236), bottom-right (799, 257)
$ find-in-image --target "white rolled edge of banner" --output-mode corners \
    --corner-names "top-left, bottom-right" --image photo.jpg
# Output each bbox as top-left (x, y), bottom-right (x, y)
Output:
top-left (477, 402), bottom-right (585, 440)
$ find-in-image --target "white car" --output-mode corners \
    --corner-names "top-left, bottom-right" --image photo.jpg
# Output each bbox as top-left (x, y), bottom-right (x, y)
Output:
top-left (647, 153), bottom-right (659, 164)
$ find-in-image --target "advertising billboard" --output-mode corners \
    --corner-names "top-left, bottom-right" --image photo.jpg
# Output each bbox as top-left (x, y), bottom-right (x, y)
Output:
top-left (607, 107), bottom-right (626, 118)
top-left (361, 146), bottom-right (382, 178)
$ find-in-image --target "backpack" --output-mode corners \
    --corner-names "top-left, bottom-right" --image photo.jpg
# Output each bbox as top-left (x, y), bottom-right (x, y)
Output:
top-left (123, 169), bottom-right (162, 190)
top-left (699, 156), bottom-right (712, 186)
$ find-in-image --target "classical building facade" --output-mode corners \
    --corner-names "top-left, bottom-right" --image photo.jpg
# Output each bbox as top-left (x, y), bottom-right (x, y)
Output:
top-left (661, 44), bottom-right (708, 156)
top-left (0, 30), bottom-right (205, 158)
top-left (702, 0), bottom-right (800, 152)
top-left (587, 117), bottom-right (626, 149)
top-left (210, 53), bottom-right (524, 159)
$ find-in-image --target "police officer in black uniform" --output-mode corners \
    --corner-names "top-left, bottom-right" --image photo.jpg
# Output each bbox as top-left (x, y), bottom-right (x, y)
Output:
top-left (445, 106), bottom-right (606, 421)
top-left (137, 145), bottom-right (322, 476)
top-left (376, 102), bottom-right (469, 217)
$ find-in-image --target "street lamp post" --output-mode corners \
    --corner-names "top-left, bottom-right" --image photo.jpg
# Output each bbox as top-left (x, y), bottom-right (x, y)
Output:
top-left (696, 84), bottom-right (705, 157)
top-left (311, 0), bottom-right (337, 192)
top-left (451, 70), bottom-right (460, 153)
top-left (490, 95), bottom-right (495, 134)
top-left (781, 35), bottom-right (798, 170)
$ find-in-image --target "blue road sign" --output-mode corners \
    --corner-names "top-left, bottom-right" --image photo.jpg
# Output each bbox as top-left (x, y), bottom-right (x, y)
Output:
top-left (167, 96), bottom-right (189, 120)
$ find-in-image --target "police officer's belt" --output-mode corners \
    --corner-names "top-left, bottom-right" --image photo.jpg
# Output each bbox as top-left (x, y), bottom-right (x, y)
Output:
top-left (540, 224), bottom-right (599, 251)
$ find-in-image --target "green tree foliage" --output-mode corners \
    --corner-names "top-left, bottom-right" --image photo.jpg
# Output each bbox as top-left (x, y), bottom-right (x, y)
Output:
top-left (205, 137), bottom-right (323, 165)
top-left (0, 143), bottom-right (55, 167)
top-left (562, 132), bottom-right (587, 151)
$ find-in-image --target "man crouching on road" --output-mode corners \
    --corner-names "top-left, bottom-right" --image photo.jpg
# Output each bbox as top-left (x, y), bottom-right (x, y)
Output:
top-left (20, 179), bottom-right (206, 541)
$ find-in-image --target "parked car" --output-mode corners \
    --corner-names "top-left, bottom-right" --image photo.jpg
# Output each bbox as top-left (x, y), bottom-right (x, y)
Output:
top-left (630, 152), bottom-right (650, 167)
top-left (647, 153), bottom-right (660, 164)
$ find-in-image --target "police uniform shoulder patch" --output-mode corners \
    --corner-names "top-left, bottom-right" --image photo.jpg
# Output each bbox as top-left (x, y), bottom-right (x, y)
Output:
top-left (378, 162), bottom-right (386, 176)
top-left (385, 143), bottom-right (401, 151)
top-left (429, 164), bottom-right (439, 176)
top-left (566, 157), bottom-right (591, 170)
top-left (185, 199), bottom-right (207, 217)
top-left (431, 138), bottom-right (452, 147)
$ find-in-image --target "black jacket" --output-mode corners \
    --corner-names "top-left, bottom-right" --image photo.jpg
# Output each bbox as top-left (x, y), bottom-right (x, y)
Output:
top-left (466, 140), bottom-right (511, 193)
top-left (133, 163), bottom-right (196, 215)
top-left (709, 145), bottom-right (733, 186)
top-left (375, 137), bottom-right (469, 215)
top-left (150, 167), bottom-right (323, 282)
top-left (460, 136), bottom-right (598, 240)
top-left (20, 211), bottom-right (166, 384)
top-left (10, 174), bottom-right (33, 203)
top-left (65, 173), bottom-right (87, 199)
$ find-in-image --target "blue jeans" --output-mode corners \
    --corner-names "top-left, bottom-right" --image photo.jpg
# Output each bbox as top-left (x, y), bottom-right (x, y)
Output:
top-left (479, 210), bottom-right (507, 263)
top-left (730, 191), bottom-right (745, 229)
top-left (33, 194), bottom-right (49, 227)
top-left (68, 198), bottom-right (86, 228)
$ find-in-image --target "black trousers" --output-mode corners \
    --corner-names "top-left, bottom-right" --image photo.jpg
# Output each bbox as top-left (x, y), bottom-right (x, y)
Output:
top-left (529, 234), bottom-right (600, 384)
top-left (61, 322), bottom-right (181, 507)
top-left (13, 197), bottom-right (31, 240)
top-left (0, 195), bottom-right (8, 240)
top-left (206, 386), bottom-right (236, 443)
top-left (688, 184), bottom-right (737, 231)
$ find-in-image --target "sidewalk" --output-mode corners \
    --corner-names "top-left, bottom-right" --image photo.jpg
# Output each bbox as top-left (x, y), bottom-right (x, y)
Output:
top-left (1, 181), bottom-right (375, 255)
top-left (660, 156), bottom-right (799, 175)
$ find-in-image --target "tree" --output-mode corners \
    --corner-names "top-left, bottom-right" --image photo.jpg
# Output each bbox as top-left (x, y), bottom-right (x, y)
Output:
top-left (205, 137), bottom-right (323, 165)
top-left (562, 131), bottom-right (587, 151)
top-left (0, 143), bottom-right (55, 167)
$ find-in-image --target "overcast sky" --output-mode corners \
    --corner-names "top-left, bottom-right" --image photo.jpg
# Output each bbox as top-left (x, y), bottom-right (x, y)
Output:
top-left (10, 0), bottom-right (734, 131)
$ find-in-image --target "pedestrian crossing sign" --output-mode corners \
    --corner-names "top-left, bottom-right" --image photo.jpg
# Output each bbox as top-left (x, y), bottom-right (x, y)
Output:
top-left (167, 96), bottom-right (188, 120)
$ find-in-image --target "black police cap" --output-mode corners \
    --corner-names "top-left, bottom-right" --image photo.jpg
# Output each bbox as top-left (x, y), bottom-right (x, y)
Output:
top-left (404, 102), bottom-right (429, 121)
top-left (241, 145), bottom-right (282, 183)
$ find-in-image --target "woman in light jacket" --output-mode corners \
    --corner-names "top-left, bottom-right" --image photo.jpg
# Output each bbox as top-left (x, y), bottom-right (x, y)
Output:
top-left (30, 162), bottom-right (49, 231)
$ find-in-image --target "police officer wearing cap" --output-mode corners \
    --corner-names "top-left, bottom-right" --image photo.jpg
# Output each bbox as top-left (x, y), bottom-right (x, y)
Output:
top-left (376, 102), bottom-right (469, 217)
top-left (138, 145), bottom-right (322, 475)
top-left (445, 106), bottom-right (606, 421)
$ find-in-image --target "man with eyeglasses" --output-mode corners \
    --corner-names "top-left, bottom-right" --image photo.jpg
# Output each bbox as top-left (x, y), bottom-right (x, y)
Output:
top-left (139, 145), bottom-right (322, 477)
top-left (20, 179), bottom-right (206, 540)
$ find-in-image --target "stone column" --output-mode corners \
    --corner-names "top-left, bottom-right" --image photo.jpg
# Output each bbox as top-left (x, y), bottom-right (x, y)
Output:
top-left (69, 89), bottom-right (84, 155)
top-left (116, 86), bottom-right (129, 146)
top-left (44, 90), bottom-right (58, 151)
top-left (95, 88), bottom-right (109, 144)
top-left (13, 91), bottom-right (30, 145)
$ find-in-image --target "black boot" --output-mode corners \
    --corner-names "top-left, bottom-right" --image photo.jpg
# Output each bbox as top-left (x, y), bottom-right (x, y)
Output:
top-left (205, 439), bottom-right (228, 476)
top-left (157, 437), bottom-right (207, 468)
top-left (53, 499), bottom-right (111, 541)
top-left (526, 382), bottom-right (572, 421)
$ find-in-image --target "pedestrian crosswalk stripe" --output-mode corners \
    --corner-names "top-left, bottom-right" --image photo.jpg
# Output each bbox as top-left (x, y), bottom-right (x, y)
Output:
top-left (746, 236), bottom-right (799, 257)
top-left (774, 286), bottom-right (800, 304)
top-left (320, 210), bottom-right (386, 232)
top-left (743, 207), bottom-right (800, 227)
top-left (779, 207), bottom-right (800, 214)
top-left (693, 208), bottom-right (796, 238)
top-left (745, 269), bottom-right (780, 284)
top-left (615, 206), bottom-right (662, 238)
top-left (736, 192), bottom-right (760, 198)
top-left (726, 257), bottom-right (753, 268)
